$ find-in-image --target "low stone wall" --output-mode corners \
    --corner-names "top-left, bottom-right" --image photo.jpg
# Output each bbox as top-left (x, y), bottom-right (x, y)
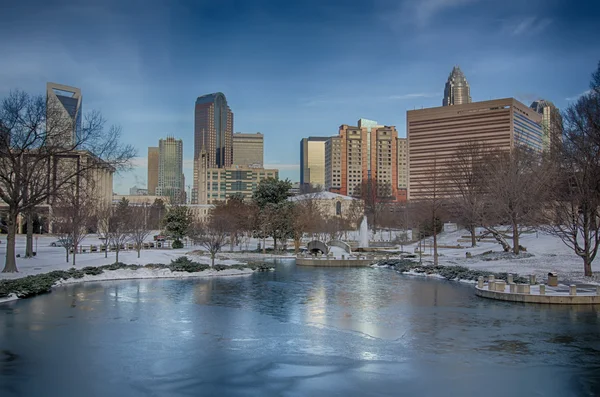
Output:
top-left (475, 281), bottom-right (600, 305)
top-left (296, 258), bottom-right (375, 267)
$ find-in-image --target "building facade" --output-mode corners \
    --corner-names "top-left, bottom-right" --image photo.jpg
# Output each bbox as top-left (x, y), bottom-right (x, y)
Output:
top-left (300, 137), bottom-right (328, 188)
top-left (331, 120), bottom-right (403, 201)
top-left (407, 98), bottom-right (543, 200)
top-left (195, 150), bottom-right (278, 204)
top-left (442, 66), bottom-right (472, 106)
top-left (289, 191), bottom-right (363, 226)
top-left (324, 136), bottom-right (342, 192)
top-left (147, 146), bottom-right (159, 195)
top-left (156, 137), bottom-right (184, 204)
top-left (397, 138), bottom-right (408, 201)
top-left (530, 99), bottom-right (562, 153)
top-left (233, 132), bottom-right (264, 167)
top-left (193, 92), bottom-right (233, 203)
top-left (46, 82), bottom-right (82, 148)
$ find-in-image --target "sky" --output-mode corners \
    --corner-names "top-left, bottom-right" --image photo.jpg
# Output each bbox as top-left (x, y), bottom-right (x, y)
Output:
top-left (1, 0), bottom-right (599, 194)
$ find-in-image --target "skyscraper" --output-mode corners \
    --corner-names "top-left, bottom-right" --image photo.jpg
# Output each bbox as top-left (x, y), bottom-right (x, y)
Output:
top-left (300, 137), bottom-right (329, 188)
top-left (147, 147), bottom-right (159, 195)
top-left (407, 98), bottom-right (543, 200)
top-left (46, 82), bottom-right (82, 147)
top-left (323, 120), bottom-right (403, 200)
top-left (156, 137), bottom-right (184, 204)
top-left (233, 132), bottom-right (264, 167)
top-left (530, 99), bottom-right (562, 153)
top-left (194, 92), bottom-right (233, 168)
top-left (193, 92), bottom-right (233, 204)
top-left (442, 66), bottom-right (472, 106)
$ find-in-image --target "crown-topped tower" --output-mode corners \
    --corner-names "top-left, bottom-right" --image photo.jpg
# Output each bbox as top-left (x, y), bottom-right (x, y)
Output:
top-left (443, 66), bottom-right (472, 106)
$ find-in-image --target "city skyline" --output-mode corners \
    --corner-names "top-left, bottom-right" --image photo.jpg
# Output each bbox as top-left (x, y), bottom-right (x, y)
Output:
top-left (1, 0), bottom-right (599, 193)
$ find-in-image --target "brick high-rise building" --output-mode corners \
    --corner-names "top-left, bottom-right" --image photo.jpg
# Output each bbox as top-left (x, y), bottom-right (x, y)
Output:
top-left (407, 98), bottom-right (543, 201)
top-left (193, 92), bottom-right (233, 203)
top-left (324, 119), bottom-right (403, 201)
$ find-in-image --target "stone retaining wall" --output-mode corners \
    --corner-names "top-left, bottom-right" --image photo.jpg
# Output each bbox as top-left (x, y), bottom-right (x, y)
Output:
top-left (296, 258), bottom-right (374, 267)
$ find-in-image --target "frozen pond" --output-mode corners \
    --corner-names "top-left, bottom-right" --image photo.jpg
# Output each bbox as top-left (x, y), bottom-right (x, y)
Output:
top-left (1, 259), bottom-right (600, 396)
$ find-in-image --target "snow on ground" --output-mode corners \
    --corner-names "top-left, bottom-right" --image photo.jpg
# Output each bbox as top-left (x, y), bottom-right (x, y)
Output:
top-left (0, 235), bottom-right (246, 280)
top-left (405, 229), bottom-right (600, 284)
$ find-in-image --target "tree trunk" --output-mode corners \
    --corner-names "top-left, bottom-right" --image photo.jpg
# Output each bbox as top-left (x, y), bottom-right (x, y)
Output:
top-left (273, 237), bottom-right (277, 251)
top-left (470, 225), bottom-right (477, 248)
top-left (73, 249), bottom-right (77, 267)
top-left (262, 237), bottom-right (266, 254)
top-left (211, 253), bottom-right (215, 268)
top-left (294, 237), bottom-right (300, 254)
top-left (104, 242), bottom-right (108, 258)
top-left (512, 218), bottom-right (520, 255)
top-left (65, 247), bottom-right (69, 263)
top-left (25, 211), bottom-right (34, 258)
top-left (137, 247), bottom-right (141, 258)
top-left (115, 248), bottom-right (119, 264)
top-left (2, 212), bottom-right (19, 273)
top-left (584, 256), bottom-right (593, 277)
top-left (433, 224), bottom-right (439, 266)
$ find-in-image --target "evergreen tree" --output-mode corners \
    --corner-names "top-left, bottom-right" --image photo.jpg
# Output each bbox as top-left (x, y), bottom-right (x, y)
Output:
top-left (162, 206), bottom-right (191, 248)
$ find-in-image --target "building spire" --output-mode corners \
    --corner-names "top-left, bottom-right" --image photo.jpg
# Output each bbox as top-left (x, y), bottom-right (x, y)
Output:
top-left (443, 65), bottom-right (471, 106)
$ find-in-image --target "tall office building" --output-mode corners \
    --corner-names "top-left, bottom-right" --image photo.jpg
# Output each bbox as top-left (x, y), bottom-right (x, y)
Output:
top-left (193, 92), bottom-right (233, 203)
top-left (156, 137), bottom-right (184, 204)
top-left (442, 66), bottom-right (472, 106)
top-left (324, 136), bottom-right (342, 192)
top-left (233, 132), bottom-right (264, 167)
top-left (46, 82), bottom-right (82, 147)
top-left (300, 137), bottom-right (328, 188)
top-left (325, 119), bottom-right (402, 200)
top-left (397, 138), bottom-right (408, 189)
top-left (147, 147), bottom-right (159, 195)
top-left (195, 150), bottom-right (278, 204)
top-left (407, 98), bottom-right (543, 200)
top-left (530, 99), bottom-right (562, 153)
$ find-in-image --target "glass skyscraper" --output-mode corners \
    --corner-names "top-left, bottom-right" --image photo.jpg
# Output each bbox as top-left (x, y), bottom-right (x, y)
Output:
top-left (443, 66), bottom-right (472, 106)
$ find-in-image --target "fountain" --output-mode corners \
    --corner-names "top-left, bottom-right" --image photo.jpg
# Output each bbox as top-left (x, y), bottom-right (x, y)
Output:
top-left (359, 215), bottom-right (369, 248)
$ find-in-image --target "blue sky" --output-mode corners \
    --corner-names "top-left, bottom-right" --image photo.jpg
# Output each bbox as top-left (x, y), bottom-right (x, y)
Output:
top-left (1, 0), bottom-right (599, 194)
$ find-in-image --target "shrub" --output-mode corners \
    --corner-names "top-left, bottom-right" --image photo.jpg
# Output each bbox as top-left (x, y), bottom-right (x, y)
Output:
top-left (172, 240), bottom-right (184, 249)
top-left (169, 256), bottom-right (210, 272)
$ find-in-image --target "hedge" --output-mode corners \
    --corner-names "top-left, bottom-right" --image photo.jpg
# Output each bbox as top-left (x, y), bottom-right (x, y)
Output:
top-left (0, 257), bottom-right (274, 300)
top-left (376, 259), bottom-right (529, 284)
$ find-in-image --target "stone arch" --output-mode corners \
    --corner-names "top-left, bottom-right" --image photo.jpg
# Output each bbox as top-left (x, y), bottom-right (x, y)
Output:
top-left (307, 240), bottom-right (329, 255)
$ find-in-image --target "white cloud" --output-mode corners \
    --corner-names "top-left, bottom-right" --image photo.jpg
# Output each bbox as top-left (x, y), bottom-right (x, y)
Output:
top-left (504, 16), bottom-right (552, 36)
top-left (396, 0), bottom-right (481, 27)
top-left (566, 89), bottom-right (591, 101)
top-left (389, 93), bottom-right (439, 100)
top-left (264, 163), bottom-right (299, 171)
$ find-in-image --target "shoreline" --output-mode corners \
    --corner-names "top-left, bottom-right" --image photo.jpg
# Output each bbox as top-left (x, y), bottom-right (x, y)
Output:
top-left (0, 264), bottom-right (272, 304)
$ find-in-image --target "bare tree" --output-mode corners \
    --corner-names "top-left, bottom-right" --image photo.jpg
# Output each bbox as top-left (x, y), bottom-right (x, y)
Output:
top-left (354, 178), bottom-right (392, 233)
top-left (108, 198), bottom-right (132, 263)
top-left (480, 146), bottom-right (553, 254)
top-left (96, 204), bottom-right (112, 258)
top-left (539, 64), bottom-right (600, 276)
top-left (445, 142), bottom-right (488, 247)
top-left (51, 176), bottom-right (98, 266)
top-left (0, 90), bottom-right (135, 272)
top-left (191, 213), bottom-right (229, 267)
top-left (289, 193), bottom-right (324, 252)
top-left (129, 204), bottom-right (152, 258)
top-left (415, 156), bottom-right (445, 265)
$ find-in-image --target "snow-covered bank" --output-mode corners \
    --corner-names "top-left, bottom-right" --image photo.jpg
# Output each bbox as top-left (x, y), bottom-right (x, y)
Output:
top-left (54, 267), bottom-right (254, 286)
top-left (0, 262), bottom-right (273, 303)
